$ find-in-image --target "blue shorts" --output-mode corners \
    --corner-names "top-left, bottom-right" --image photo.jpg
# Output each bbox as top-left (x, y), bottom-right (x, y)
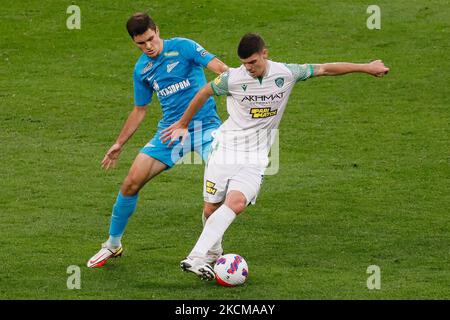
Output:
top-left (140, 118), bottom-right (221, 169)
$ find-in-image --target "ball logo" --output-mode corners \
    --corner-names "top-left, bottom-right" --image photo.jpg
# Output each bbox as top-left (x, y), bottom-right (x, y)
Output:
top-left (226, 255), bottom-right (243, 274)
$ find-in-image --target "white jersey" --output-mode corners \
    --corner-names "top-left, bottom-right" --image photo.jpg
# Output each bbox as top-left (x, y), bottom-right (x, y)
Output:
top-left (211, 60), bottom-right (314, 155)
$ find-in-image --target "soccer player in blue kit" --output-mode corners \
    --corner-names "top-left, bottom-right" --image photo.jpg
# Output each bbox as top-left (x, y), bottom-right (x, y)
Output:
top-left (87, 13), bottom-right (228, 268)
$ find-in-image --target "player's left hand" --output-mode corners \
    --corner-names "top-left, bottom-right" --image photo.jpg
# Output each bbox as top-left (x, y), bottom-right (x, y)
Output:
top-left (367, 60), bottom-right (390, 77)
top-left (160, 121), bottom-right (189, 147)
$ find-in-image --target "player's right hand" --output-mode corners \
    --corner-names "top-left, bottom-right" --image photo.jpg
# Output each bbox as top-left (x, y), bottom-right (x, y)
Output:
top-left (101, 143), bottom-right (122, 170)
top-left (160, 121), bottom-right (189, 147)
top-left (367, 60), bottom-right (390, 77)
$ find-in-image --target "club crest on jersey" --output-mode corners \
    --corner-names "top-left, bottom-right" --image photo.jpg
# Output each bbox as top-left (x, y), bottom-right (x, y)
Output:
top-left (167, 61), bottom-right (180, 73)
top-left (275, 77), bottom-right (284, 88)
top-left (206, 180), bottom-right (217, 195)
top-left (250, 107), bottom-right (278, 118)
top-left (141, 62), bottom-right (153, 74)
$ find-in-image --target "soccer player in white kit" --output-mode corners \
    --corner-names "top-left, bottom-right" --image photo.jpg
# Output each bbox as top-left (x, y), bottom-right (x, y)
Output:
top-left (161, 33), bottom-right (390, 280)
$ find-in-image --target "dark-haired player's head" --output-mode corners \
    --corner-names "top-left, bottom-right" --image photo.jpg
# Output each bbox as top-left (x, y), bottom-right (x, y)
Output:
top-left (127, 12), bottom-right (163, 58)
top-left (237, 33), bottom-right (268, 78)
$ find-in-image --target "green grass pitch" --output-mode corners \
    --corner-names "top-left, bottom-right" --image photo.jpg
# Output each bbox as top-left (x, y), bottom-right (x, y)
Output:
top-left (0, 0), bottom-right (449, 299)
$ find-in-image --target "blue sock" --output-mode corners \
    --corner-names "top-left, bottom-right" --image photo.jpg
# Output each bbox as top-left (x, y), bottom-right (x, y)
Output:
top-left (108, 192), bottom-right (139, 240)
top-left (106, 235), bottom-right (122, 248)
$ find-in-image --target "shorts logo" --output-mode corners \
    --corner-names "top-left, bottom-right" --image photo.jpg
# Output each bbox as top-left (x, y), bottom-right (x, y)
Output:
top-left (206, 180), bottom-right (217, 195)
top-left (250, 107), bottom-right (278, 118)
top-left (275, 77), bottom-right (284, 88)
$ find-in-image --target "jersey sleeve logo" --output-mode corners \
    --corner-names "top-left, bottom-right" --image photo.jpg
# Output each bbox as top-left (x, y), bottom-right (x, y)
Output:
top-left (214, 71), bottom-right (229, 86)
top-left (214, 75), bottom-right (223, 85)
top-left (195, 44), bottom-right (209, 57)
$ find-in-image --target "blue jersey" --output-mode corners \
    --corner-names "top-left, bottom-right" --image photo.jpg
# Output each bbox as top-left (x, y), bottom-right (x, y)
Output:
top-left (133, 37), bottom-right (221, 128)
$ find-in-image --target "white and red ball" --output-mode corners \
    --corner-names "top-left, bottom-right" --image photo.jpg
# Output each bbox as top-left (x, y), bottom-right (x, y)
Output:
top-left (214, 254), bottom-right (249, 286)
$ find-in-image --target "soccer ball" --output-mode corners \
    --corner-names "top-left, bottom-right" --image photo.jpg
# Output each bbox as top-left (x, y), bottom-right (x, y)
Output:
top-left (214, 253), bottom-right (249, 286)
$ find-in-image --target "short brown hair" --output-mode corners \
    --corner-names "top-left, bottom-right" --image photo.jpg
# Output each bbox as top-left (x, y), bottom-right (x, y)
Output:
top-left (237, 33), bottom-right (266, 59)
top-left (126, 12), bottom-right (156, 38)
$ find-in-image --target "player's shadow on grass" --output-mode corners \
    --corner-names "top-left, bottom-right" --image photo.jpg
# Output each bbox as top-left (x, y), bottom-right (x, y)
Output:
top-left (133, 279), bottom-right (216, 291)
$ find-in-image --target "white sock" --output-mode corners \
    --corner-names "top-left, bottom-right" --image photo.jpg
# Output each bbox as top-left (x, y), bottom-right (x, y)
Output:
top-left (202, 212), bottom-right (206, 225)
top-left (203, 211), bottom-right (223, 254)
top-left (190, 205), bottom-right (236, 257)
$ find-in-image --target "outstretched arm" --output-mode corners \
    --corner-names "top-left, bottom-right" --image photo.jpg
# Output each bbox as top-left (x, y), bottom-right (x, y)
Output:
top-left (160, 84), bottom-right (214, 146)
top-left (101, 106), bottom-right (147, 170)
top-left (313, 60), bottom-right (389, 77)
top-left (206, 57), bottom-right (229, 75)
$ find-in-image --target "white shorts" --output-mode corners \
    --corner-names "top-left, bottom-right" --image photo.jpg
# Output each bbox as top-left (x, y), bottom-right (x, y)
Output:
top-left (203, 144), bottom-right (266, 205)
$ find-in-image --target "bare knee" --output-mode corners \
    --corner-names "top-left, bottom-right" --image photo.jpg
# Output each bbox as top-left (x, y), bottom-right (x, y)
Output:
top-left (224, 191), bottom-right (247, 215)
top-left (121, 174), bottom-right (145, 196)
top-left (120, 155), bottom-right (165, 196)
